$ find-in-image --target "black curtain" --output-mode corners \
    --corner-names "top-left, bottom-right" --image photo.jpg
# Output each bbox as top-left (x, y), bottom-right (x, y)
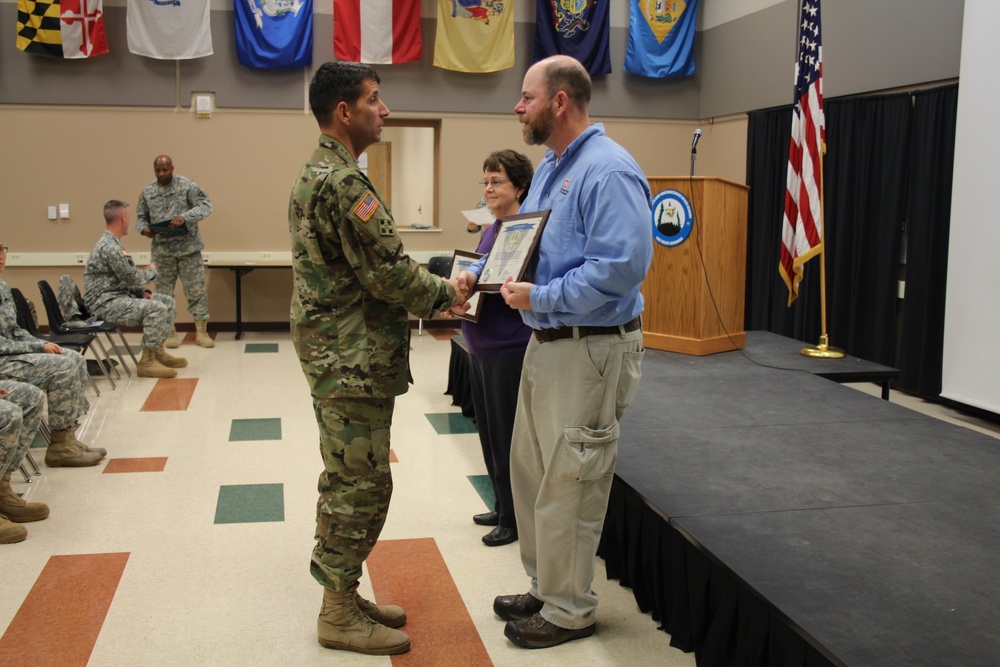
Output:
top-left (823, 93), bottom-right (912, 366)
top-left (896, 85), bottom-right (959, 396)
top-left (745, 106), bottom-right (821, 341)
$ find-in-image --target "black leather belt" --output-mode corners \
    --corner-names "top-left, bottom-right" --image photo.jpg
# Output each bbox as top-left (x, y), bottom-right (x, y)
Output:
top-left (533, 316), bottom-right (641, 343)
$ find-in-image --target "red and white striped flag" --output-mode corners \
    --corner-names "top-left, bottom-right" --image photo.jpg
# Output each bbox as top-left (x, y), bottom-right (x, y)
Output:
top-left (780, 0), bottom-right (824, 305)
top-left (334, 0), bottom-right (421, 64)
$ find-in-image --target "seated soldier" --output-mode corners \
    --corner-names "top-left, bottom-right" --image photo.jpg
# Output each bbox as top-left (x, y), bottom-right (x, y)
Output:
top-left (0, 243), bottom-right (105, 467)
top-left (0, 380), bottom-right (48, 544)
top-left (84, 200), bottom-right (187, 379)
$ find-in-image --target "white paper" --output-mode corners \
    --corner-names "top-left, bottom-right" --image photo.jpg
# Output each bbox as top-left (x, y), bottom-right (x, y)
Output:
top-left (461, 207), bottom-right (495, 226)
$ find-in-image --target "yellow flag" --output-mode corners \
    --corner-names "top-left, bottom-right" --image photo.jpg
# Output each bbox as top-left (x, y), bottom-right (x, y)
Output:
top-left (433, 0), bottom-right (514, 73)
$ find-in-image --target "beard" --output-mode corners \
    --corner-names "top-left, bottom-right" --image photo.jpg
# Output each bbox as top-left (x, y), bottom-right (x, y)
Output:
top-left (520, 105), bottom-right (555, 146)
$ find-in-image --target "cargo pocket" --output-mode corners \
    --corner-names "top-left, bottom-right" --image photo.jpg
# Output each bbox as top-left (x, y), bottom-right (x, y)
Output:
top-left (555, 423), bottom-right (620, 482)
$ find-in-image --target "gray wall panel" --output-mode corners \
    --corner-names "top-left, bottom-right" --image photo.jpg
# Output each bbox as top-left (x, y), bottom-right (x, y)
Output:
top-left (699, 0), bottom-right (964, 119)
top-left (0, 6), bottom-right (176, 106)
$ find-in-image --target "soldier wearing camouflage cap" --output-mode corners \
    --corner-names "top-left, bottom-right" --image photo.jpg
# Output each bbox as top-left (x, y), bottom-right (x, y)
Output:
top-left (289, 61), bottom-right (468, 656)
top-left (0, 241), bottom-right (106, 468)
top-left (85, 200), bottom-right (188, 379)
top-left (135, 154), bottom-right (215, 349)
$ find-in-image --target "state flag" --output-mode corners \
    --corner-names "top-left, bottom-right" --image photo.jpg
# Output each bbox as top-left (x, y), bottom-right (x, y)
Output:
top-left (624, 0), bottom-right (698, 79)
top-left (433, 0), bottom-right (513, 73)
top-left (334, 0), bottom-right (421, 64)
top-left (16, 0), bottom-right (109, 59)
top-left (127, 0), bottom-right (213, 60)
top-left (534, 0), bottom-right (610, 77)
top-left (235, 0), bottom-right (313, 68)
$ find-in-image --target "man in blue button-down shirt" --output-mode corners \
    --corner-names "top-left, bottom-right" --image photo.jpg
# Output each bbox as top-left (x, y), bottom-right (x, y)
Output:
top-left (459, 55), bottom-right (653, 649)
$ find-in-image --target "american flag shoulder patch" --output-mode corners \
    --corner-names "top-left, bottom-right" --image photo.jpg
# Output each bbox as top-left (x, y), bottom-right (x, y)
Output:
top-left (353, 192), bottom-right (379, 222)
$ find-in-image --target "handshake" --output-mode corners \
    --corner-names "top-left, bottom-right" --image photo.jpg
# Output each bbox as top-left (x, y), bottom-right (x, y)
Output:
top-left (443, 270), bottom-right (478, 317)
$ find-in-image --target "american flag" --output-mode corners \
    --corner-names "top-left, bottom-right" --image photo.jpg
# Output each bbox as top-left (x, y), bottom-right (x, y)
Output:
top-left (779, 0), bottom-right (824, 305)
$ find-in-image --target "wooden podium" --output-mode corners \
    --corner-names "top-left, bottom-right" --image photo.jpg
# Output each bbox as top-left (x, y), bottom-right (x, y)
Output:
top-left (642, 176), bottom-right (749, 355)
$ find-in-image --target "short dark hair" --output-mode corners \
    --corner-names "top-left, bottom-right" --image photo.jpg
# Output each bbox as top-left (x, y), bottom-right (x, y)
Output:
top-left (483, 150), bottom-right (535, 204)
top-left (543, 59), bottom-right (592, 109)
top-left (309, 61), bottom-right (381, 127)
top-left (103, 199), bottom-right (129, 224)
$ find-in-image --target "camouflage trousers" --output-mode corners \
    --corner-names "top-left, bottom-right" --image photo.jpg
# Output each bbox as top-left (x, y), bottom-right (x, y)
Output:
top-left (153, 249), bottom-right (209, 320)
top-left (311, 395), bottom-right (395, 591)
top-left (0, 349), bottom-right (88, 431)
top-left (93, 294), bottom-right (176, 350)
top-left (0, 380), bottom-right (44, 476)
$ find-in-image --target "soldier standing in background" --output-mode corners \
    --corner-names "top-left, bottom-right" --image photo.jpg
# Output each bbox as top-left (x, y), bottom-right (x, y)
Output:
top-left (289, 61), bottom-right (468, 656)
top-left (135, 154), bottom-right (214, 349)
top-left (85, 200), bottom-right (187, 379)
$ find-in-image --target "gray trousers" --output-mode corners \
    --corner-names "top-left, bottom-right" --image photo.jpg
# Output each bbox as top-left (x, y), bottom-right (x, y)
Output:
top-left (511, 327), bottom-right (644, 629)
top-left (153, 250), bottom-right (209, 320)
top-left (0, 349), bottom-right (89, 431)
top-left (0, 380), bottom-right (45, 475)
top-left (93, 294), bottom-right (176, 349)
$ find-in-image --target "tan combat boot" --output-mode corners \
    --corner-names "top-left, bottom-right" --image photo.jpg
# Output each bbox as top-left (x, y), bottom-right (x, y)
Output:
top-left (45, 428), bottom-right (103, 467)
top-left (137, 348), bottom-right (177, 379)
top-left (154, 347), bottom-right (188, 368)
top-left (355, 590), bottom-right (407, 628)
top-left (317, 586), bottom-right (410, 655)
top-left (0, 514), bottom-right (27, 544)
top-left (164, 326), bottom-right (180, 349)
top-left (194, 320), bottom-right (215, 348)
top-left (0, 471), bottom-right (49, 522)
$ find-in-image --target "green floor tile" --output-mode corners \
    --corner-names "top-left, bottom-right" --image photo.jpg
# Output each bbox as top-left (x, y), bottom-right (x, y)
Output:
top-left (425, 412), bottom-right (477, 434)
top-left (468, 475), bottom-right (495, 510)
top-left (214, 483), bottom-right (284, 524)
top-left (244, 343), bottom-right (279, 353)
top-left (229, 418), bottom-right (282, 441)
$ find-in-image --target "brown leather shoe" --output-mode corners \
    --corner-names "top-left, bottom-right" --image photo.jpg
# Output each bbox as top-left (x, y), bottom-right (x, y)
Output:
top-left (504, 613), bottom-right (595, 649)
top-left (493, 593), bottom-right (543, 621)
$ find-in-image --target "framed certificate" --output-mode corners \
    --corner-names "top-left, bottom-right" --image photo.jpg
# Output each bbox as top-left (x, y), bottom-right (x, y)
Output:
top-left (451, 250), bottom-right (484, 323)
top-left (477, 210), bottom-right (550, 291)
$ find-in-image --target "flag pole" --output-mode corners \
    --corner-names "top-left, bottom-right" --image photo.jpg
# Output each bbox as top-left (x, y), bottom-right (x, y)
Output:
top-left (801, 147), bottom-right (844, 358)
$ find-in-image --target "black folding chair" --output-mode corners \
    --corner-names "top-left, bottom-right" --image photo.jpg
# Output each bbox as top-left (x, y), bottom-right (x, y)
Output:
top-left (60, 275), bottom-right (139, 376)
top-left (35, 280), bottom-right (119, 391)
top-left (9, 287), bottom-right (105, 396)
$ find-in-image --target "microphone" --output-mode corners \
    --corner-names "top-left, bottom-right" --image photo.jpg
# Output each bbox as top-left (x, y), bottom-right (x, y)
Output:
top-left (691, 128), bottom-right (702, 154)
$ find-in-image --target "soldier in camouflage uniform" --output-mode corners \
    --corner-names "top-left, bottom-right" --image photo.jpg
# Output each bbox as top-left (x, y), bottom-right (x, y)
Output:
top-left (0, 244), bottom-right (105, 468)
top-left (135, 154), bottom-right (215, 349)
top-left (0, 380), bottom-right (48, 544)
top-left (85, 200), bottom-right (188, 379)
top-left (289, 61), bottom-right (468, 656)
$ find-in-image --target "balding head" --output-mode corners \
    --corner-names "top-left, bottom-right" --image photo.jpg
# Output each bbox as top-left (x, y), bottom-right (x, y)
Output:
top-left (153, 155), bottom-right (174, 186)
top-left (534, 55), bottom-right (592, 112)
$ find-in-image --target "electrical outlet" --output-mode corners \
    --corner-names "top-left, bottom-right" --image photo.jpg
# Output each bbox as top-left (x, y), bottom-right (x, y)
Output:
top-left (75, 253), bottom-right (86, 264)
top-left (262, 252), bottom-right (272, 259)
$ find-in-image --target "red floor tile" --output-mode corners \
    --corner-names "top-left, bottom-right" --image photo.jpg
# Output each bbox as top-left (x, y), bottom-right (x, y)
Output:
top-left (102, 457), bottom-right (168, 473)
top-left (140, 378), bottom-right (198, 412)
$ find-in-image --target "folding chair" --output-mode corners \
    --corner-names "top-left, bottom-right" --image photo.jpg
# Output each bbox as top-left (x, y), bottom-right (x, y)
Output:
top-left (10, 287), bottom-right (106, 396)
top-left (58, 275), bottom-right (138, 376)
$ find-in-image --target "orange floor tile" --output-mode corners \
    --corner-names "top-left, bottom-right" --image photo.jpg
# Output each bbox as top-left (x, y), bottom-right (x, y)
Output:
top-left (140, 378), bottom-right (199, 412)
top-left (102, 457), bottom-right (169, 473)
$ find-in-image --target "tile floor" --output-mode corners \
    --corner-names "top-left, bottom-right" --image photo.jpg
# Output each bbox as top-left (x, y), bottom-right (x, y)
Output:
top-left (0, 331), bottom-right (698, 667)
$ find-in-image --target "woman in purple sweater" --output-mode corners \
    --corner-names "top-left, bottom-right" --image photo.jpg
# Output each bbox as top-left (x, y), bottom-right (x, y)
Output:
top-left (463, 150), bottom-right (534, 547)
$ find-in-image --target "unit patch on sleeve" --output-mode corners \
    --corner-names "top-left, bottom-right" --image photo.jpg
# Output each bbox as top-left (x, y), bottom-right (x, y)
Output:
top-left (378, 219), bottom-right (395, 237)
top-left (354, 192), bottom-right (379, 222)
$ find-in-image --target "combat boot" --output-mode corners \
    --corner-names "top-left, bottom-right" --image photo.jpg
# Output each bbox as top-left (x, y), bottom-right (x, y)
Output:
top-left (194, 320), bottom-right (215, 348)
top-left (355, 590), bottom-right (407, 628)
top-left (65, 426), bottom-right (106, 460)
top-left (137, 348), bottom-right (177, 379)
top-left (0, 472), bottom-right (49, 522)
top-left (164, 326), bottom-right (180, 348)
top-left (0, 514), bottom-right (27, 544)
top-left (45, 428), bottom-right (102, 467)
top-left (317, 586), bottom-right (410, 655)
top-left (154, 347), bottom-right (188, 368)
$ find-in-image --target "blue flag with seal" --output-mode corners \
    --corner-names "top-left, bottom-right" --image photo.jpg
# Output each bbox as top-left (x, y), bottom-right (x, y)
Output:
top-left (234, 0), bottom-right (312, 68)
top-left (534, 0), bottom-right (610, 77)
top-left (625, 0), bottom-right (697, 78)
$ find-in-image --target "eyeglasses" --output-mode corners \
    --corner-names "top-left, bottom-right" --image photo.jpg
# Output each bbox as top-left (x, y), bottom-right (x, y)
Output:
top-left (479, 178), bottom-right (510, 189)
top-left (0, 246), bottom-right (8, 254)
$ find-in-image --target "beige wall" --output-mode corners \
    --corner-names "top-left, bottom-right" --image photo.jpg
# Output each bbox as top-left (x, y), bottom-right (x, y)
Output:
top-left (0, 105), bottom-right (747, 326)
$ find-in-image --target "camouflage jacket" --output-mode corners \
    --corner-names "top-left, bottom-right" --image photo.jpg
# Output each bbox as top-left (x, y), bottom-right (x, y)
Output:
top-left (135, 174), bottom-right (212, 257)
top-left (288, 135), bottom-right (458, 399)
top-left (84, 231), bottom-right (157, 313)
top-left (0, 279), bottom-right (46, 356)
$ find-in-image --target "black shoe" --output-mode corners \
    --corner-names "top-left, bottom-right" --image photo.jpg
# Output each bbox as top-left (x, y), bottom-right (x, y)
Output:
top-left (473, 511), bottom-right (499, 526)
top-left (482, 526), bottom-right (517, 547)
top-left (493, 593), bottom-right (543, 621)
top-left (504, 613), bottom-right (596, 649)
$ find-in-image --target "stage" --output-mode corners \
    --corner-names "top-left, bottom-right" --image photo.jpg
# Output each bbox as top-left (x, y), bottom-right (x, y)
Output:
top-left (599, 333), bottom-right (1000, 666)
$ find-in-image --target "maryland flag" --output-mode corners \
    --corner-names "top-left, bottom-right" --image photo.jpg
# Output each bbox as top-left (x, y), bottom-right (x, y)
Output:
top-left (433, 0), bottom-right (514, 73)
top-left (16, 0), bottom-right (109, 58)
